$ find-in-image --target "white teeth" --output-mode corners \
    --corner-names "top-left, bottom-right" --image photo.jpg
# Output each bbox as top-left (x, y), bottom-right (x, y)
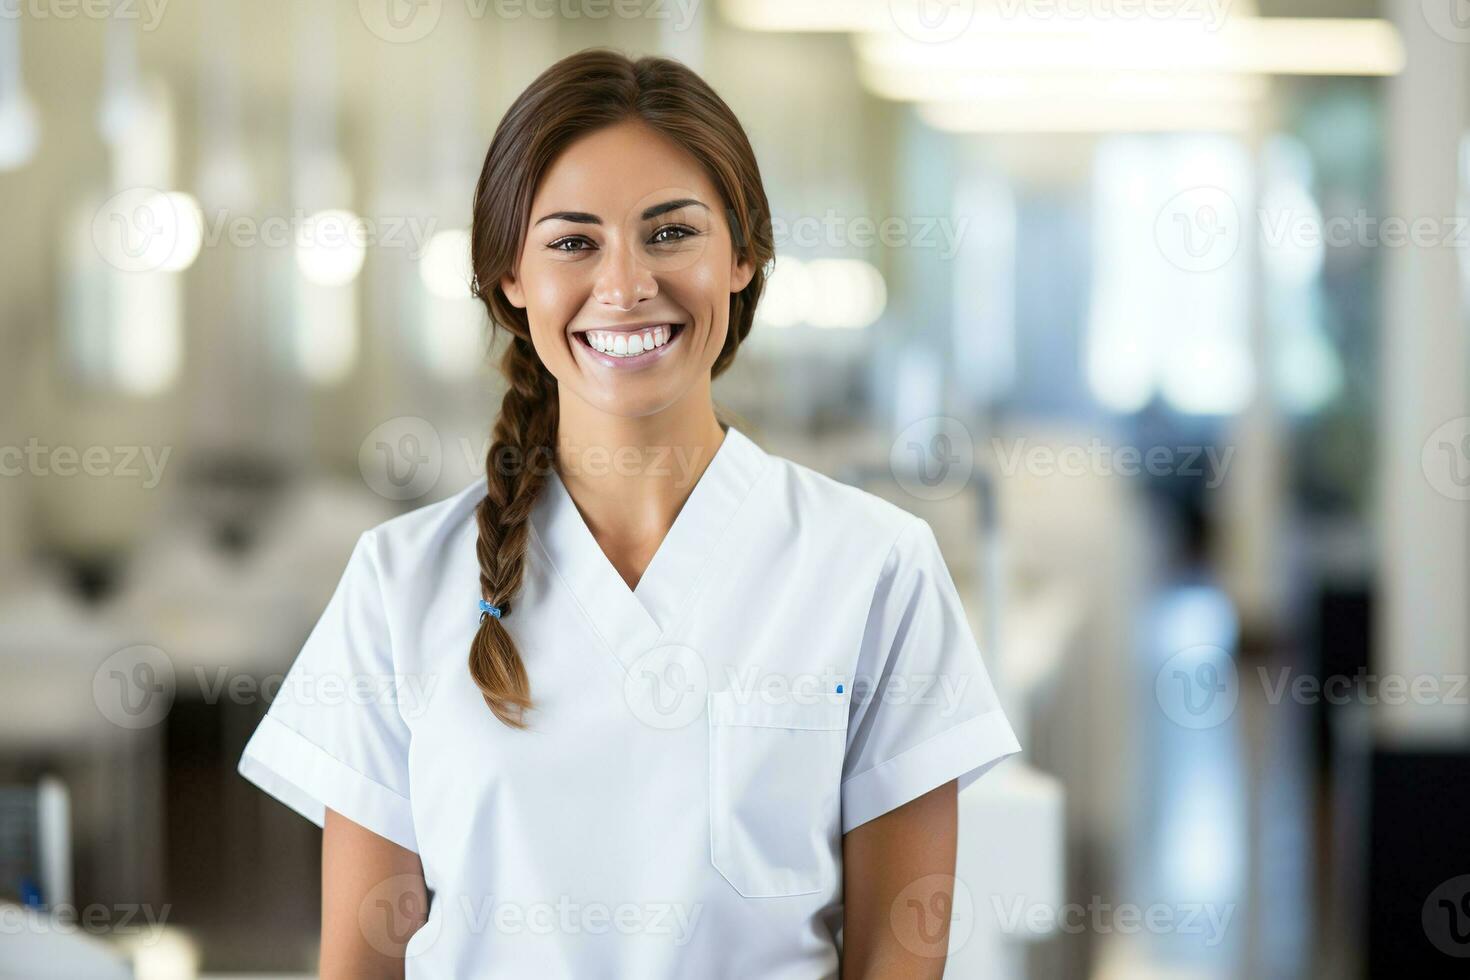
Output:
top-left (582, 325), bottom-right (678, 358)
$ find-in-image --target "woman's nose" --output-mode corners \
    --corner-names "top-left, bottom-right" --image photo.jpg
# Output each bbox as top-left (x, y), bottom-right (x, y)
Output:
top-left (592, 243), bottom-right (657, 310)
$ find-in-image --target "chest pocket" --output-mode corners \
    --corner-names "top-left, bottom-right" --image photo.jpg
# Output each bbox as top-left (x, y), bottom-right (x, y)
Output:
top-left (706, 690), bottom-right (847, 898)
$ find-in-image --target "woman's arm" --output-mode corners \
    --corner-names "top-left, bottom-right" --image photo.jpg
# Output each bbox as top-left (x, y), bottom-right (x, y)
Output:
top-left (841, 779), bottom-right (959, 979)
top-left (321, 807), bottom-right (428, 979)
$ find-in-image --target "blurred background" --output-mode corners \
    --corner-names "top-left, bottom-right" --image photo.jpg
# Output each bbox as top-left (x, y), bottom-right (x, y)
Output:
top-left (2, 0), bottom-right (1468, 977)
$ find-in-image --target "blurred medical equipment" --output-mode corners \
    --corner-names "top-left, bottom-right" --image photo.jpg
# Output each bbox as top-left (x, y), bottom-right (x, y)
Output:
top-left (0, 777), bottom-right (133, 979)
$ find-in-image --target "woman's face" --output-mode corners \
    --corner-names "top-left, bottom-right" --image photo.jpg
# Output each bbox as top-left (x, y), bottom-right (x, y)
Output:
top-left (500, 118), bottom-right (755, 420)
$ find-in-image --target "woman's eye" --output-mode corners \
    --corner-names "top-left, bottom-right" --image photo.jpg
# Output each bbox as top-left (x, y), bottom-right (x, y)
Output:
top-left (650, 224), bottom-right (698, 245)
top-left (548, 236), bottom-right (594, 253)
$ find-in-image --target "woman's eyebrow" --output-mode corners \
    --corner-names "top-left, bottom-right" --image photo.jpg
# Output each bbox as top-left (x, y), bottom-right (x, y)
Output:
top-left (641, 198), bottom-right (707, 220)
top-left (534, 210), bottom-right (599, 226)
top-left (532, 198), bottom-right (708, 226)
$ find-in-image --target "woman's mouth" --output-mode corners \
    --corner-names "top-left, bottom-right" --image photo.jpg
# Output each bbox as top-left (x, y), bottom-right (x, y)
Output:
top-left (571, 323), bottom-right (686, 369)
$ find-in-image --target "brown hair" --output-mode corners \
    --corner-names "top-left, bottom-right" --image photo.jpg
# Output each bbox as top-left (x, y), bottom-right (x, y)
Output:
top-left (466, 48), bottom-right (774, 727)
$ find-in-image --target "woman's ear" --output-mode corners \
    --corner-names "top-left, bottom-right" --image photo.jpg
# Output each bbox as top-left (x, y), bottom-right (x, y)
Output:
top-left (500, 271), bottom-right (526, 309)
top-left (729, 251), bottom-right (756, 294)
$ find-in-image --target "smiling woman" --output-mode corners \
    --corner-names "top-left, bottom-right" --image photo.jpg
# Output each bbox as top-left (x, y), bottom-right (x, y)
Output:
top-left (489, 115), bottom-right (760, 421)
top-left (236, 46), bottom-right (1019, 980)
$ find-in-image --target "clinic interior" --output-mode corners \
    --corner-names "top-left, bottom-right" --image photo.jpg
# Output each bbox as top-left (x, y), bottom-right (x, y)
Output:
top-left (1, 0), bottom-right (1467, 978)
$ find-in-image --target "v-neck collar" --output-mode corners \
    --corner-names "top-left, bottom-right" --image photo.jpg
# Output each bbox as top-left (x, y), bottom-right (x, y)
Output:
top-left (528, 425), bottom-right (769, 672)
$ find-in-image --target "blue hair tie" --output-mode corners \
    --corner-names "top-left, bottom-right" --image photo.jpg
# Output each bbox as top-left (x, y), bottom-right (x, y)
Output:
top-left (479, 598), bottom-right (503, 622)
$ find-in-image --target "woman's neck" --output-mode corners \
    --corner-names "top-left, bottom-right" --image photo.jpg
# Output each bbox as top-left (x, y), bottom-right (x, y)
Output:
top-left (552, 387), bottom-right (728, 588)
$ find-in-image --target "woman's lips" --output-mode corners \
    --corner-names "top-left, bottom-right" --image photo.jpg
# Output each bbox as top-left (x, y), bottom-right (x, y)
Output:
top-left (571, 323), bottom-right (686, 370)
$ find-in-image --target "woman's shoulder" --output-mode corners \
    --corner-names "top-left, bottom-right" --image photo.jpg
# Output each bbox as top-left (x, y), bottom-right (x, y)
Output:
top-left (359, 473), bottom-right (489, 565)
top-left (755, 446), bottom-right (924, 556)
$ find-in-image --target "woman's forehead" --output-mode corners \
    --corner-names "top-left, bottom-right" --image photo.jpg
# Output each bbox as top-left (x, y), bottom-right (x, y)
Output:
top-left (531, 121), bottom-right (719, 219)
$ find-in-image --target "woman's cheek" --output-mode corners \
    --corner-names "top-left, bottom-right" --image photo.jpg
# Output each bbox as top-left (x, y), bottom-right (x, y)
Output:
top-left (528, 281), bottom-right (580, 353)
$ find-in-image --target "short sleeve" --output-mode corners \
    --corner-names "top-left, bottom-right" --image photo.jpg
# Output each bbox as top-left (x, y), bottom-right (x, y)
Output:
top-left (237, 529), bottom-right (418, 852)
top-left (840, 517), bottom-right (1021, 834)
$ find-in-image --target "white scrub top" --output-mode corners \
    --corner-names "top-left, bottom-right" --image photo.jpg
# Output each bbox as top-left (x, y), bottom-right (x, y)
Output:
top-left (238, 425), bottom-right (1020, 978)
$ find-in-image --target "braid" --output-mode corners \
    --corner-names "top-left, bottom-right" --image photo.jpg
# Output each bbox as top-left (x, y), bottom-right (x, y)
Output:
top-left (468, 334), bottom-right (559, 728)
